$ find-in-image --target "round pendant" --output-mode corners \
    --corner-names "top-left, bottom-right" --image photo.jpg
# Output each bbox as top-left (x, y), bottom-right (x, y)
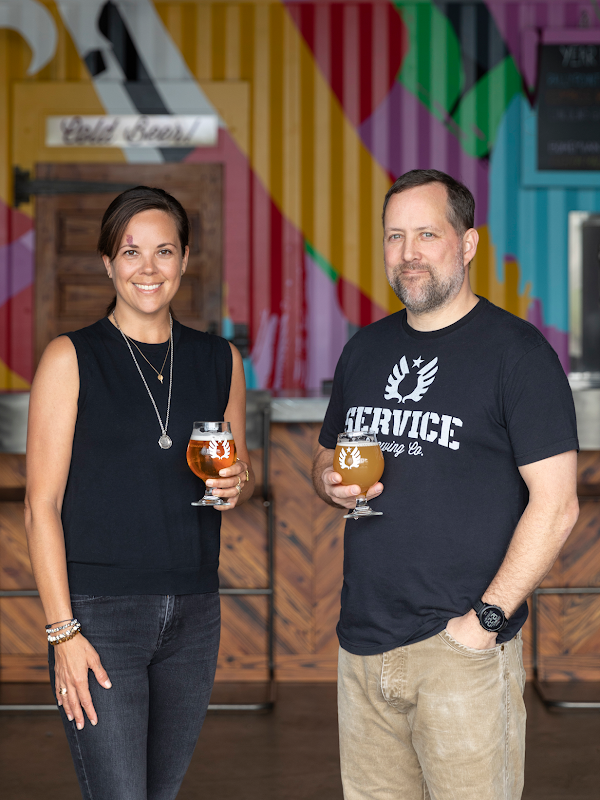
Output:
top-left (158, 434), bottom-right (173, 449)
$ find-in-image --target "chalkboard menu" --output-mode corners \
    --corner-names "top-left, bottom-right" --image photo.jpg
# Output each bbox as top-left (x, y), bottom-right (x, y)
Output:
top-left (538, 44), bottom-right (600, 170)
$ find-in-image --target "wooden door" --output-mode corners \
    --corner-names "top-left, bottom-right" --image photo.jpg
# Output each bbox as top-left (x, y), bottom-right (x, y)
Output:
top-left (35, 162), bottom-right (222, 364)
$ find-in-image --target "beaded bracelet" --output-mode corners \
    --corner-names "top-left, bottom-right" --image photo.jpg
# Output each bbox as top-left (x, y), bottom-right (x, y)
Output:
top-left (51, 628), bottom-right (81, 646)
top-left (48, 621), bottom-right (81, 645)
top-left (46, 619), bottom-right (78, 635)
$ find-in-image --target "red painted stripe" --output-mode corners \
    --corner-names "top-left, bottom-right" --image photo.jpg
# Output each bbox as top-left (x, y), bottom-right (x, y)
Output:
top-left (284, 2), bottom-right (407, 124)
top-left (0, 285), bottom-right (34, 384)
top-left (330, 4), bottom-right (345, 107)
top-left (359, 4), bottom-right (373, 124)
top-left (0, 201), bottom-right (33, 249)
top-left (336, 275), bottom-right (387, 330)
top-left (388, 3), bottom-right (405, 88)
top-left (268, 199), bottom-right (284, 387)
top-left (295, 1), bottom-right (315, 54)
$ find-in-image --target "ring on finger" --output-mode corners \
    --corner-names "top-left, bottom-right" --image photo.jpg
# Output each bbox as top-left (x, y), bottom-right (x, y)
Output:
top-left (236, 457), bottom-right (250, 483)
top-left (236, 477), bottom-right (242, 495)
top-left (59, 687), bottom-right (68, 696)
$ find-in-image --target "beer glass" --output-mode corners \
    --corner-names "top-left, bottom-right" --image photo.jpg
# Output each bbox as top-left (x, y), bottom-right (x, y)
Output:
top-left (187, 421), bottom-right (237, 506)
top-left (333, 431), bottom-right (384, 520)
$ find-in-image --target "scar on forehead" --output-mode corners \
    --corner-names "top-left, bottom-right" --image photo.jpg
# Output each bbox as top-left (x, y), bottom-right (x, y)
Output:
top-left (126, 235), bottom-right (133, 245)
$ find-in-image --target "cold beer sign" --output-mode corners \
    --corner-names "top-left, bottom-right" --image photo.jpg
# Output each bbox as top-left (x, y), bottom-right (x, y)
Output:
top-left (46, 115), bottom-right (219, 148)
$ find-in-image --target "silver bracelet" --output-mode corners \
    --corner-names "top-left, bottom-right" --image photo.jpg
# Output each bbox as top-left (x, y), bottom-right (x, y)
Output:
top-left (46, 619), bottom-right (78, 635)
top-left (48, 621), bottom-right (81, 644)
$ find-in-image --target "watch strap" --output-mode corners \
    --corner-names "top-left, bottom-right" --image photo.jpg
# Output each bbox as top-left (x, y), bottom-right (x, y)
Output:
top-left (473, 599), bottom-right (485, 616)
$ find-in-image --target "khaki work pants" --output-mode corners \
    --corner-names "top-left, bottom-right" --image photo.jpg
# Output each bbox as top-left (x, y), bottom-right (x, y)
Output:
top-left (338, 630), bottom-right (527, 800)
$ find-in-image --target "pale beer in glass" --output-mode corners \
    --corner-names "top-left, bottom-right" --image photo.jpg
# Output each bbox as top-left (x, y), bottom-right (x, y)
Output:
top-left (187, 421), bottom-right (236, 506)
top-left (333, 432), bottom-right (384, 519)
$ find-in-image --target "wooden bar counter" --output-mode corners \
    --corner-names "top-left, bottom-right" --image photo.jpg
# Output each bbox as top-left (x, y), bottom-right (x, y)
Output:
top-left (2, 396), bottom-right (600, 683)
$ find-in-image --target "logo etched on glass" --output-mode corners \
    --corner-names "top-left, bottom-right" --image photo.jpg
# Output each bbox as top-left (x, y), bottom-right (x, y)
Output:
top-left (338, 446), bottom-right (361, 470)
top-left (208, 439), bottom-right (231, 459)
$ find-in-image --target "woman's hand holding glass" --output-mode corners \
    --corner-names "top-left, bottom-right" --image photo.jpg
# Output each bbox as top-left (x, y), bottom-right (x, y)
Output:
top-left (203, 457), bottom-right (249, 510)
top-left (186, 421), bottom-right (249, 510)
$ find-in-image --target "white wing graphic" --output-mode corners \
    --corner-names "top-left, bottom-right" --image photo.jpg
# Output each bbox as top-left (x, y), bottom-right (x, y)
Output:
top-left (384, 356), bottom-right (410, 402)
top-left (208, 439), bottom-right (230, 459)
top-left (401, 357), bottom-right (438, 403)
top-left (338, 446), bottom-right (361, 469)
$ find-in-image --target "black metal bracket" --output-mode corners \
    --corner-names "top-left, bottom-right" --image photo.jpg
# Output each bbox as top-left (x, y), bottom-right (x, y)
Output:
top-left (13, 167), bottom-right (136, 208)
top-left (532, 586), bottom-right (600, 709)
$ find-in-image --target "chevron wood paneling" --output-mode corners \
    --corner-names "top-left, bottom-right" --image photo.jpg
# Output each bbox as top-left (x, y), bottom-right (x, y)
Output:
top-left (0, 501), bottom-right (35, 590)
top-left (0, 597), bottom-right (46, 654)
top-left (3, 443), bottom-right (600, 684)
top-left (526, 465), bottom-right (600, 682)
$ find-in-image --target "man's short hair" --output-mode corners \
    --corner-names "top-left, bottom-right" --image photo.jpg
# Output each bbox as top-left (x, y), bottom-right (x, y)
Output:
top-left (382, 169), bottom-right (475, 236)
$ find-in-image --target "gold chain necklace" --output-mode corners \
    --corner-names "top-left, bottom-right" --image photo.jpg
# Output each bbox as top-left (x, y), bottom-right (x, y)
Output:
top-left (113, 314), bottom-right (171, 383)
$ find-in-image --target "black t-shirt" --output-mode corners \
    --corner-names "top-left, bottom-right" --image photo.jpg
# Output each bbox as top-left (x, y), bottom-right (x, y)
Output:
top-left (319, 298), bottom-right (578, 656)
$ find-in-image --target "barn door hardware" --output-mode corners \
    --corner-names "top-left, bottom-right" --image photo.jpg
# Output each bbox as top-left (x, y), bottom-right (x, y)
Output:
top-left (13, 167), bottom-right (136, 208)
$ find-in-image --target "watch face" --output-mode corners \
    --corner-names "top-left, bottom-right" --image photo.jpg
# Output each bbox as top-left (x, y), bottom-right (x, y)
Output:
top-left (481, 606), bottom-right (505, 632)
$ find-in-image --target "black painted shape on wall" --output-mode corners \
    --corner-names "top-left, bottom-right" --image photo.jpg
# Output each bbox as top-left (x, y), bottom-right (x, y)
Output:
top-left (434, 1), bottom-right (509, 103)
top-left (97, 1), bottom-right (195, 162)
top-left (84, 49), bottom-right (107, 78)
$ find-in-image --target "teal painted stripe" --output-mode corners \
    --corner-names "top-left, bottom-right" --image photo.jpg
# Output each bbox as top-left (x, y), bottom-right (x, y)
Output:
top-left (305, 241), bottom-right (338, 282)
top-left (547, 188), bottom-right (568, 331)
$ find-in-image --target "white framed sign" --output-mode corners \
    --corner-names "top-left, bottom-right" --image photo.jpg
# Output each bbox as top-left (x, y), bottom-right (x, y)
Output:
top-left (46, 115), bottom-right (218, 148)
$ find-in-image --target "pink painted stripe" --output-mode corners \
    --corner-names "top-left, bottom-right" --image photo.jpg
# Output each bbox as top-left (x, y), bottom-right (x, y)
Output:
top-left (359, 81), bottom-right (490, 227)
top-left (527, 298), bottom-right (569, 374)
top-left (305, 252), bottom-right (347, 391)
top-left (0, 230), bottom-right (34, 307)
top-left (184, 130), bottom-right (249, 326)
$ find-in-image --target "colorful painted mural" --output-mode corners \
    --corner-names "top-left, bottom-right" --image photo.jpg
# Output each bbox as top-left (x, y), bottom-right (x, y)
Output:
top-left (2, 1), bottom-right (600, 392)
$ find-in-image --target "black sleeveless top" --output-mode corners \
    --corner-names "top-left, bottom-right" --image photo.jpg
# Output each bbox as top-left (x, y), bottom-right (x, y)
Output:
top-left (61, 317), bottom-right (232, 595)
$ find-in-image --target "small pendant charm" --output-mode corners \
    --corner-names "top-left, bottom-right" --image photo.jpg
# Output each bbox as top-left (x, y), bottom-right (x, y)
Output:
top-left (158, 374), bottom-right (164, 384)
top-left (158, 434), bottom-right (172, 449)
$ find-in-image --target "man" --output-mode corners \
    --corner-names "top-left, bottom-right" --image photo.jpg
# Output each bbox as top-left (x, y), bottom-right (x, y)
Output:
top-left (312, 169), bottom-right (579, 800)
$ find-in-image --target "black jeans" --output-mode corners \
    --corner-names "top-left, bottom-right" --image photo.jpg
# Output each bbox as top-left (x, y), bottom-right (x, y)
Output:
top-left (49, 593), bottom-right (220, 800)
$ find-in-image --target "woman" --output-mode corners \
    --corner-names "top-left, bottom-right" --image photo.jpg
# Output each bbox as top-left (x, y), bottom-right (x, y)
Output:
top-left (25, 186), bottom-right (254, 800)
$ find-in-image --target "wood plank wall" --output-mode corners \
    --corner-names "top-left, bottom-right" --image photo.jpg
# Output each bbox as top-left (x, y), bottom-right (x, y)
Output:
top-left (2, 431), bottom-right (600, 683)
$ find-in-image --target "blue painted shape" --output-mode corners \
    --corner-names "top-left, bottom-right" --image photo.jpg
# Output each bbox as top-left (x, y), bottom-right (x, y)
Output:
top-left (221, 316), bottom-right (234, 340)
top-left (243, 357), bottom-right (257, 390)
top-left (546, 188), bottom-right (568, 331)
top-left (488, 94), bottom-right (521, 281)
top-left (489, 95), bottom-right (600, 334)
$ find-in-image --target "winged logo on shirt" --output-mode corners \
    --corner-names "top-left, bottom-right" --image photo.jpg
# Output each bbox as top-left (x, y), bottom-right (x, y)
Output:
top-left (384, 356), bottom-right (439, 403)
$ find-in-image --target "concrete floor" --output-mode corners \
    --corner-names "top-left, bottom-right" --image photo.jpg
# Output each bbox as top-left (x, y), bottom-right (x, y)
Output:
top-left (1, 683), bottom-right (599, 799)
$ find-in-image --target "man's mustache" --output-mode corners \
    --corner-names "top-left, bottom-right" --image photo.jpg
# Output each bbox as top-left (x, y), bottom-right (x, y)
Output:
top-left (397, 263), bottom-right (432, 274)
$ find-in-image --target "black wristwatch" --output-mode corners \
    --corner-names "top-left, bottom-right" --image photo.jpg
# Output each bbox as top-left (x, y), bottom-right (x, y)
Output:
top-left (473, 599), bottom-right (508, 633)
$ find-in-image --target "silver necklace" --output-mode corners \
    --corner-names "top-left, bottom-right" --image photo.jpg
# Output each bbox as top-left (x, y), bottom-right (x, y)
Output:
top-left (113, 313), bottom-right (174, 450)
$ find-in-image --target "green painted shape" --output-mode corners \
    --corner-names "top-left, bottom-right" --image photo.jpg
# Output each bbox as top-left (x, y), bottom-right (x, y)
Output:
top-left (452, 56), bottom-right (523, 158)
top-left (305, 241), bottom-right (338, 282)
top-left (393, 2), bottom-right (524, 160)
top-left (394, 2), bottom-right (464, 122)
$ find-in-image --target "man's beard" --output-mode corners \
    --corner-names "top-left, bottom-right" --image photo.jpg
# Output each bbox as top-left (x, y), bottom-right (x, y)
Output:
top-left (387, 249), bottom-right (466, 315)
